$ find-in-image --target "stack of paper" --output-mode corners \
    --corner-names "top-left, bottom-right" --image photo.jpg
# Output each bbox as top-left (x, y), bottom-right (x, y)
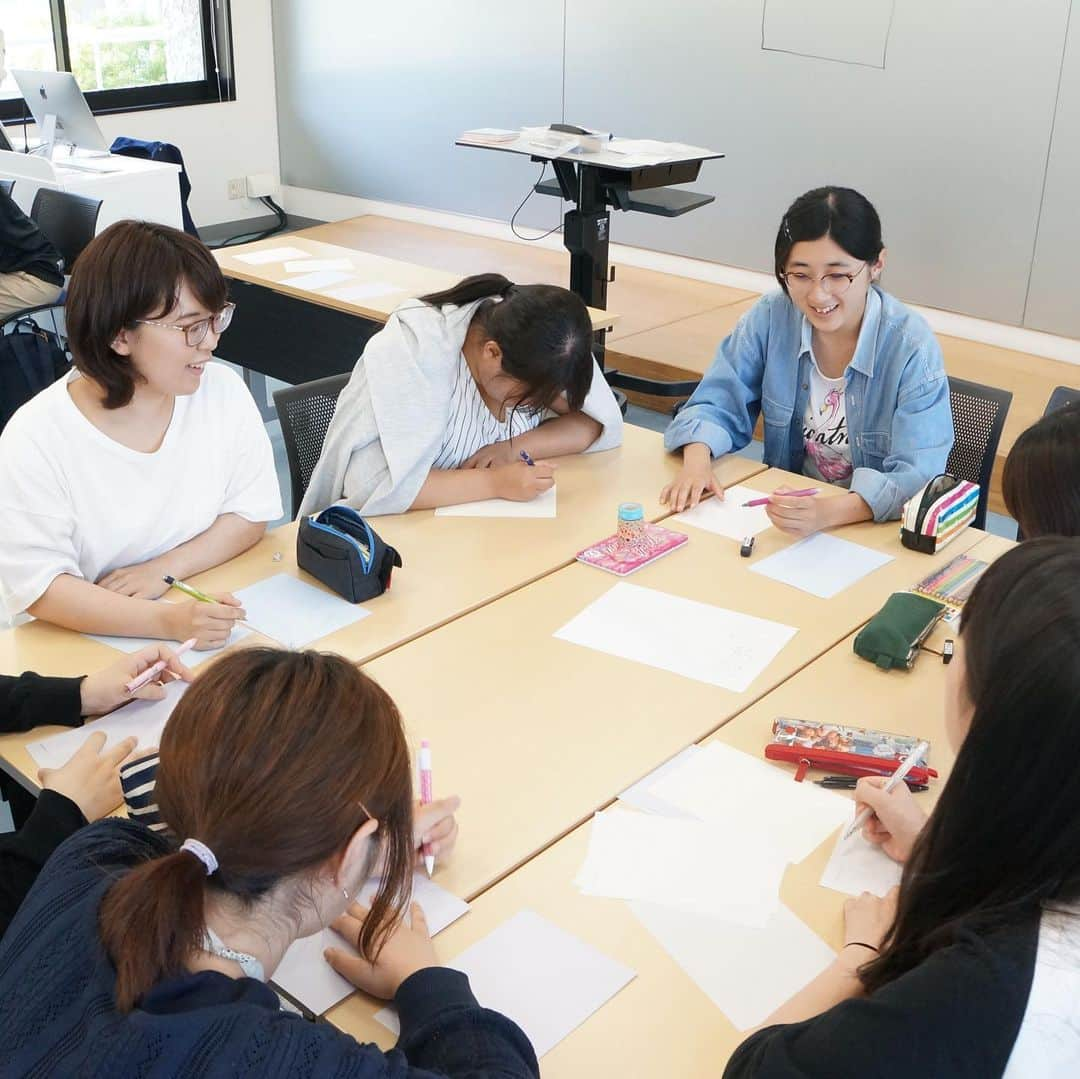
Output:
top-left (374, 910), bottom-right (635, 1058)
top-left (574, 741), bottom-right (861, 1030)
top-left (27, 679), bottom-right (188, 769)
top-left (273, 872), bottom-right (469, 1015)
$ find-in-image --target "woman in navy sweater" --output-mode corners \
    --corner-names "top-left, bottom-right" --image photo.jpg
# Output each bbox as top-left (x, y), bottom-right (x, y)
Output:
top-left (0, 647), bottom-right (538, 1079)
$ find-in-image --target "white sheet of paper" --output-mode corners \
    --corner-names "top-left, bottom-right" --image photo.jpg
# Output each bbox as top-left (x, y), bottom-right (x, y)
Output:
top-left (435, 485), bottom-right (557, 519)
top-left (617, 745), bottom-right (702, 818)
top-left (273, 872), bottom-right (469, 1015)
top-left (234, 574), bottom-right (370, 649)
top-left (233, 246), bottom-right (310, 265)
top-left (820, 831), bottom-right (903, 897)
top-left (280, 269), bottom-right (355, 292)
top-left (283, 258), bottom-right (353, 273)
top-left (553, 582), bottom-right (797, 692)
top-left (375, 910), bottom-right (635, 1058)
top-left (673, 486), bottom-right (772, 541)
top-left (749, 533), bottom-right (894, 599)
top-left (27, 679), bottom-right (188, 770)
top-left (324, 281), bottom-right (403, 303)
top-left (646, 742), bottom-right (853, 865)
top-left (84, 622), bottom-right (252, 668)
top-left (574, 808), bottom-right (785, 925)
top-left (630, 900), bottom-right (836, 1030)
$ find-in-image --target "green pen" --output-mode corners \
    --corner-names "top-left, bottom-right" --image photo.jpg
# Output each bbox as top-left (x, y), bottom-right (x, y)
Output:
top-left (163, 574), bottom-right (259, 637)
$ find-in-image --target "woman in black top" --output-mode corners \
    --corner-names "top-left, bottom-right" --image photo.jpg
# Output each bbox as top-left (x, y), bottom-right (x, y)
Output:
top-left (0, 643), bottom-right (191, 935)
top-left (0, 187), bottom-right (64, 318)
top-left (726, 537), bottom-right (1080, 1078)
top-left (0, 648), bottom-right (537, 1078)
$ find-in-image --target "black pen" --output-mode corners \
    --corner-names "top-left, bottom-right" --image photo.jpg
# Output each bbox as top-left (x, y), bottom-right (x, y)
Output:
top-left (816, 776), bottom-right (928, 793)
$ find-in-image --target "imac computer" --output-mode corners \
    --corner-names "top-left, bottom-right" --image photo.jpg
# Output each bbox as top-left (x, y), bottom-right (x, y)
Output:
top-left (11, 70), bottom-right (109, 156)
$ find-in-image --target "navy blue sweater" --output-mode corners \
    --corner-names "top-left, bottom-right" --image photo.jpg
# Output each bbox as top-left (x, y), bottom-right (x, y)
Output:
top-left (0, 820), bottom-right (539, 1078)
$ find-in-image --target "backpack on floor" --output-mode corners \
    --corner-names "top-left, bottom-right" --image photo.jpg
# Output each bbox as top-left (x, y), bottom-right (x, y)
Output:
top-left (0, 317), bottom-right (70, 434)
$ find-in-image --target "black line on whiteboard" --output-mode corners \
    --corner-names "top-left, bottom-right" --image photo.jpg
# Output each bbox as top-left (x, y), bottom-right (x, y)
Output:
top-left (1022, 0), bottom-right (1073, 323)
top-left (561, 0), bottom-right (567, 122)
top-left (760, 0), bottom-right (896, 71)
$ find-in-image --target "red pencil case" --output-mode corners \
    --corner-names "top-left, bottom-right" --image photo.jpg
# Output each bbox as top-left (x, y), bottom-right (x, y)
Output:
top-left (764, 743), bottom-right (939, 784)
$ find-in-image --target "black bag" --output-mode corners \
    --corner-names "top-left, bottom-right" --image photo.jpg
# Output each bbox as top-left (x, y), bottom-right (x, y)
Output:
top-left (297, 506), bottom-right (402, 603)
top-left (0, 317), bottom-right (70, 434)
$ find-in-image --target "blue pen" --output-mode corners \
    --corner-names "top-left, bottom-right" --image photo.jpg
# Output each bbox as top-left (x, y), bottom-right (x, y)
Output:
top-left (519, 450), bottom-right (535, 466)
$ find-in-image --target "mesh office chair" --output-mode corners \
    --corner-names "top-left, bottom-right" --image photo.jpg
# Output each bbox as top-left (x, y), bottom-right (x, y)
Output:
top-left (1045, 385), bottom-right (1079, 415)
top-left (273, 373), bottom-right (350, 517)
top-left (945, 376), bottom-right (1012, 531)
top-left (29, 187), bottom-right (103, 273)
top-left (0, 179), bottom-right (14, 198)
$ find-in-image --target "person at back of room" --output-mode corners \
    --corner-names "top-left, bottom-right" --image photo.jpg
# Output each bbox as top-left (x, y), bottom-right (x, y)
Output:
top-left (0, 647), bottom-right (535, 1078)
top-left (300, 273), bottom-right (623, 516)
top-left (0, 185), bottom-right (64, 318)
top-left (0, 221), bottom-right (282, 648)
top-left (725, 538), bottom-right (1080, 1078)
top-left (662, 186), bottom-right (953, 536)
top-left (1002, 399), bottom-right (1080, 538)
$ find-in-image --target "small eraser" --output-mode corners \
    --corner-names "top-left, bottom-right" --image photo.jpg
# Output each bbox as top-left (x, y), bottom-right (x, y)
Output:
top-left (740, 536), bottom-right (755, 557)
top-left (942, 639), bottom-right (955, 664)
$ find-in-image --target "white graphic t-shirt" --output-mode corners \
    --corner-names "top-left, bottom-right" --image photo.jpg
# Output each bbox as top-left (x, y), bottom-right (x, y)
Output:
top-left (802, 359), bottom-right (853, 485)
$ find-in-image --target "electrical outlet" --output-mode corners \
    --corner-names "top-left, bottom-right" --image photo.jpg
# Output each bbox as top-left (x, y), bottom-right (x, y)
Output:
top-left (227, 178), bottom-right (246, 200)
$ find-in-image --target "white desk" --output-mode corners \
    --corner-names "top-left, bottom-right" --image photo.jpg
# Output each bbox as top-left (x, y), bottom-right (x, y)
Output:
top-left (0, 148), bottom-right (182, 232)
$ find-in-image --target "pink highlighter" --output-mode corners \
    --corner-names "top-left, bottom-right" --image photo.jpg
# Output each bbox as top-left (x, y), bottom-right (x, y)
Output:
top-left (419, 740), bottom-right (434, 876)
top-left (742, 487), bottom-right (820, 508)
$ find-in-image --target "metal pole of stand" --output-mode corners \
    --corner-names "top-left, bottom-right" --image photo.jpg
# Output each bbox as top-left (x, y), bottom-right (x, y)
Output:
top-left (560, 163), bottom-right (611, 369)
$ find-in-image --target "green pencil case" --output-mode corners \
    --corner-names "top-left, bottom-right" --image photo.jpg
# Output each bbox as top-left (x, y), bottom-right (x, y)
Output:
top-left (853, 592), bottom-right (946, 671)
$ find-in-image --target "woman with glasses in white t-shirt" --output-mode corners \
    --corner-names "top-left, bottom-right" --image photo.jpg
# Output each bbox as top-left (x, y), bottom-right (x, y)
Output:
top-left (0, 221), bottom-right (282, 648)
top-left (662, 187), bottom-right (954, 537)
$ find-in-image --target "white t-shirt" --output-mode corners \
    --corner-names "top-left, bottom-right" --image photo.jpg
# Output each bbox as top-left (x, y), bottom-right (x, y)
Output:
top-left (0, 362), bottom-right (283, 618)
top-left (802, 357), bottom-right (853, 486)
top-left (429, 352), bottom-right (542, 470)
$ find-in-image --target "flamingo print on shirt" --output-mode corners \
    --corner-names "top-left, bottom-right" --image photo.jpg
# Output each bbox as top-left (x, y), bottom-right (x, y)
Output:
top-left (803, 370), bottom-right (853, 484)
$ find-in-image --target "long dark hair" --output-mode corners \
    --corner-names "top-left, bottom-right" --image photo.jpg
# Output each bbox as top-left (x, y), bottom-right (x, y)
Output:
top-left (774, 187), bottom-right (884, 293)
top-left (1002, 401), bottom-right (1080, 539)
top-left (860, 538), bottom-right (1080, 993)
top-left (99, 649), bottom-right (414, 1012)
top-left (419, 273), bottom-right (594, 410)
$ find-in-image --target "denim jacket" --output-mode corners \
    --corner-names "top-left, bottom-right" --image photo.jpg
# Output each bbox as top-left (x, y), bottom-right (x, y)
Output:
top-left (664, 286), bottom-right (954, 521)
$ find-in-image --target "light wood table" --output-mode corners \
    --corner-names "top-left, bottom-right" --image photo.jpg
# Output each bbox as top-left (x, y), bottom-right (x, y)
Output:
top-left (299, 216), bottom-right (755, 343)
top-left (321, 470), bottom-right (982, 907)
top-left (328, 629), bottom-right (954, 1072)
top-left (0, 430), bottom-right (760, 791)
top-left (215, 233), bottom-right (619, 332)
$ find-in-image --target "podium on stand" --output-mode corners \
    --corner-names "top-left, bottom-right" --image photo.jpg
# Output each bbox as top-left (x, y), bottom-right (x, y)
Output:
top-left (457, 129), bottom-right (723, 396)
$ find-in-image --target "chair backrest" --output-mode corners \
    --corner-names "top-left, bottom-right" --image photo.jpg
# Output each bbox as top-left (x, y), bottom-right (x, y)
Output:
top-left (29, 187), bottom-right (103, 272)
top-left (272, 373), bottom-right (350, 517)
top-left (945, 376), bottom-right (1012, 531)
top-left (1045, 385), bottom-right (1080, 415)
top-left (0, 179), bottom-right (13, 198)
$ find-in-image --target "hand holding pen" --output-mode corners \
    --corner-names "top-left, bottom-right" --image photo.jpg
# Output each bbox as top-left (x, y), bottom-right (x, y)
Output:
top-left (161, 575), bottom-right (250, 650)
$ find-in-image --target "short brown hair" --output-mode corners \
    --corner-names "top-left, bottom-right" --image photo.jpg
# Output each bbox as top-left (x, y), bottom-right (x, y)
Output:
top-left (99, 649), bottom-right (415, 1012)
top-left (66, 220), bottom-right (228, 409)
top-left (1002, 401), bottom-right (1080, 539)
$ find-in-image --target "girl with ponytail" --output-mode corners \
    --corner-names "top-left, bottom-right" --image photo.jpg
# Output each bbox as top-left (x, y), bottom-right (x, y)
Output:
top-left (0, 648), bottom-right (538, 1078)
top-left (300, 273), bottom-right (623, 517)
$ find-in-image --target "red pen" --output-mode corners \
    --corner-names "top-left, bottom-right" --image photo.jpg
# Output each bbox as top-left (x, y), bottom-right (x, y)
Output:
top-left (742, 488), bottom-right (820, 508)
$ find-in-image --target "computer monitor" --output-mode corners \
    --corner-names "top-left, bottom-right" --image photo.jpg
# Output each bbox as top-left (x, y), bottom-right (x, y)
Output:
top-left (10, 69), bottom-right (109, 155)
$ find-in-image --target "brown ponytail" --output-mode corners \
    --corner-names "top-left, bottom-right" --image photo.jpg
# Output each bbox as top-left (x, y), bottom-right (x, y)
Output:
top-left (419, 272), bottom-right (514, 309)
top-left (99, 649), bottom-right (414, 1012)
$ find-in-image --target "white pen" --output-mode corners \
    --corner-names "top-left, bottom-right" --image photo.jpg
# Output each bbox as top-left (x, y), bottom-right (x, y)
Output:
top-left (419, 740), bottom-right (434, 876)
top-left (842, 740), bottom-right (930, 842)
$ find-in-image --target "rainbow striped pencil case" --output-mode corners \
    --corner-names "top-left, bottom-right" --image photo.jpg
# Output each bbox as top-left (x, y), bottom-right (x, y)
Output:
top-left (900, 474), bottom-right (979, 554)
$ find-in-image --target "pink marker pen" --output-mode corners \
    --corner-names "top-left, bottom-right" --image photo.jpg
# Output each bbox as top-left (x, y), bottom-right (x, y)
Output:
top-left (742, 487), bottom-right (820, 508)
top-left (419, 740), bottom-right (434, 876)
top-left (124, 638), bottom-right (197, 695)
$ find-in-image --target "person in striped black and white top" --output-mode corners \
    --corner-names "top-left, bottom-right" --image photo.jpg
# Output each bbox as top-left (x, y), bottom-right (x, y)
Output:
top-left (300, 274), bottom-right (623, 517)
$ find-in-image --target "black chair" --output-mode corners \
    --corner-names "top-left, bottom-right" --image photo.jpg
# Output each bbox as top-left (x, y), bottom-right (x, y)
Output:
top-left (946, 376), bottom-right (1012, 531)
top-left (272, 373), bottom-right (350, 517)
top-left (29, 187), bottom-right (103, 273)
top-left (0, 179), bottom-right (14, 198)
top-left (1044, 385), bottom-right (1079, 415)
